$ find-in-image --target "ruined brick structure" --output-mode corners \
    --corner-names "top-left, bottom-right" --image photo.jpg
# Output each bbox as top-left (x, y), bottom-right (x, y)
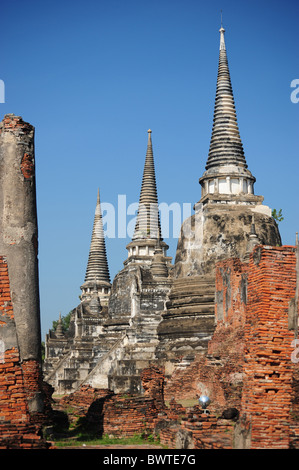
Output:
top-left (237, 245), bottom-right (299, 449)
top-left (161, 245), bottom-right (299, 448)
top-left (0, 114), bottom-right (50, 448)
top-left (57, 243), bottom-right (299, 449)
top-left (56, 366), bottom-right (168, 439)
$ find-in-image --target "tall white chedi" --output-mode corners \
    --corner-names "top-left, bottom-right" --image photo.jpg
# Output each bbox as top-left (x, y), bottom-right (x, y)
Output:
top-left (173, 23), bottom-right (281, 279)
top-left (199, 25), bottom-right (256, 199)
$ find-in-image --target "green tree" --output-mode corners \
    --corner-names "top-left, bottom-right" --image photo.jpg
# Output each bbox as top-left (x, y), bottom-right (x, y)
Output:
top-left (272, 208), bottom-right (284, 224)
top-left (41, 341), bottom-right (45, 362)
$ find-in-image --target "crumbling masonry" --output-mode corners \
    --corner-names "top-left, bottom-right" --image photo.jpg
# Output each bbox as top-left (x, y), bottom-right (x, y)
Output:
top-left (0, 114), bottom-right (50, 448)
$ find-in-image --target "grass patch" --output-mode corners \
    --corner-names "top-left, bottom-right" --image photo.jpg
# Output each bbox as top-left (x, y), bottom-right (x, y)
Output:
top-left (49, 410), bottom-right (164, 448)
top-left (54, 433), bottom-right (162, 448)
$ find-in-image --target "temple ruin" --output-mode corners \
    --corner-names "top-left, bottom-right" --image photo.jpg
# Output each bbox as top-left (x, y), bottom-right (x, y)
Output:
top-left (0, 24), bottom-right (298, 449)
top-left (44, 24), bottom-right (281, 395)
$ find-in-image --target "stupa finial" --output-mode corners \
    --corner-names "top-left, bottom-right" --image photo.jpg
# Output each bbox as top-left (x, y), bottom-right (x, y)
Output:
top-left (219, 13), bottom-right (226, 50)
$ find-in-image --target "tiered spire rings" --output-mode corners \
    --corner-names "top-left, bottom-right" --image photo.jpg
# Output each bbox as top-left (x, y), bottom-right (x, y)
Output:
top-left (81, 189), bottom-right (111, 305)
top-left (133, 130), bottom-right (162, 241)
top-left (125, 130), bottom-right (170, 266)
top-left (199, 24), bottom-right (256, 200)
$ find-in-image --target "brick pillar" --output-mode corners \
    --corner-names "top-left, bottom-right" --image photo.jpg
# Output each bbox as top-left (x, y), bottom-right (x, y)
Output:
top-left (0, 256), bottom-right (28, 426)
top-left (239, 246), bottom-right (298, 449)
top-left (141, 365), bottom-right (165, 408)
top-left (214, 257), bottom-right (248, 328)
top-left (0, 256), bottom-right (49, 447)
top-left (0, 114), bottom-right (44, 420)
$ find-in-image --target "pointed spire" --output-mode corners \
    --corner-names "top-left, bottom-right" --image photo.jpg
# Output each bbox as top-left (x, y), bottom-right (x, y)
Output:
top-left (219, 26), bottom-right (225, 51)
top-left (220, 10), bottom-right (225, 50)
top-left (133, 130), bottom-right (162, 240)
top-left (205, 24), bottom-right (247, 170)
top-left (125, 131), bottom-right (171, 267)
top-left (84, 189), bottom-right (110, 284)
top-left (199, 24), bottom-right (256, 201)
top-left (56, 312), bottom-right (64, 338)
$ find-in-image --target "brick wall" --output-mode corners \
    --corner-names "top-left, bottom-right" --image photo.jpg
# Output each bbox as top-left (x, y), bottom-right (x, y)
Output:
top-left (20, 153), bottom-right (34, 179)
top-left (53, 245), bottom-right (299, 449)
top-left (58, 385), bottom-right (163, 438)
top-left (164, 245), bottom-right (299, 448)
top-left (58, 369), bottom-right (168, 438)
top-left (181, 410), bottom-right (235, 449)
top-left (239, 245), bottom-right (299, 449)
top-left (56, 372), bottom-right (238, 448)
top-left (154, 407), bottom-right (235, 449)
top-left (100, 396), bottom-right (161, 437)
top-left (58, 386), bottom-right (113, 424)
top-left (164, 258), bottom-right (247, 412)
top-left (0, 256), bottom-right (49, 448)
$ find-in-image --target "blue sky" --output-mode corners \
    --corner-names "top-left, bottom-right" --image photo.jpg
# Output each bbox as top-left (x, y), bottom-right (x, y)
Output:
top-left (0, 0), bottom-right (298, 339)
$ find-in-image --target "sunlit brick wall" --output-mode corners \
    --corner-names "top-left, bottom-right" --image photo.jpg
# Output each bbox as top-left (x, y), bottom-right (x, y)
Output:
top-left (240, 245), bottom-right (298, 449)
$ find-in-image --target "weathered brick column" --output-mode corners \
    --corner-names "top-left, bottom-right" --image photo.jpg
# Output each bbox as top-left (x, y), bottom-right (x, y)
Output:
top-left (237, 245), bottom-right (298, 449)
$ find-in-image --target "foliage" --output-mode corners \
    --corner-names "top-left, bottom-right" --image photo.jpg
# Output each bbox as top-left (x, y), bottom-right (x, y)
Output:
top-left (272, 208), bottom-right (284, 224)
top-left (41, 341), bottom-right (45, 362)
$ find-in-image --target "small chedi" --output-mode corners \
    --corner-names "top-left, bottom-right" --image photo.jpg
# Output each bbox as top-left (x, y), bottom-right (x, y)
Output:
top-left (156, 25), bottom-right (281, 364)
top-left (1, 24), bottom-right (298, 450)
top-left (44, 129), bottom-right (173, 394)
